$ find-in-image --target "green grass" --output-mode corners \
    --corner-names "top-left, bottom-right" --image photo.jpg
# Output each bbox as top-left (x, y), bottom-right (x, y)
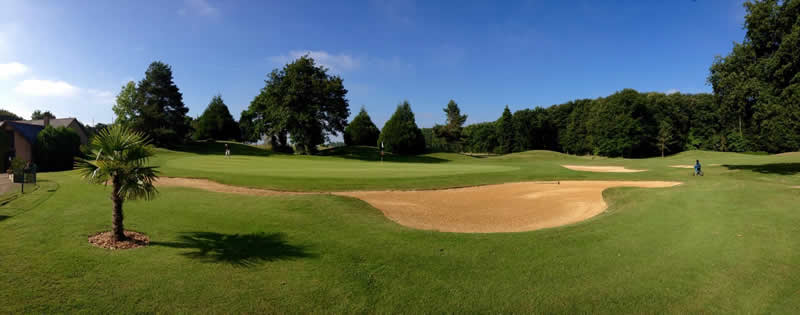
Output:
top-left (2, 143), bottom-right (800, 313)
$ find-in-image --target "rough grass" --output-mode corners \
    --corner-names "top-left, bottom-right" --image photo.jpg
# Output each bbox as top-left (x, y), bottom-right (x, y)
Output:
top-left (2, 144), bottom-right (800, 313)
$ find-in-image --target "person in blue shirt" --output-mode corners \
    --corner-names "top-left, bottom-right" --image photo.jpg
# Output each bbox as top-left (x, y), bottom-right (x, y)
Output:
top-left (694, 160), bottom-right (702, 176)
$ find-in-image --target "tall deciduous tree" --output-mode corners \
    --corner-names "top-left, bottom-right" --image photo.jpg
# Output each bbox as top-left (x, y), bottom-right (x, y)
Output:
top-left (130, 61), bottom-right (192, 147)
top-left (247, 56), bottom-right (350, 154)
top-left (496, 106), bottom-right (514, 154)
top-left (193, 95), bottom-right (240, 141)
top-left (657, 120), bottom-right (674, 158)
top-left (378, 101), bottom-right (425, 154)
top-left (344, 107), bottom-right (380, 146)
top-left (708, 0), bottom-right (800, 153)
top-left (113, 81), bottom-right (139, 126)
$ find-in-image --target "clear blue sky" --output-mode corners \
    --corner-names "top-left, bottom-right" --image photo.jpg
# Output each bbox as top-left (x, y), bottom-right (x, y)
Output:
top-left (0, 0), bottom-right (746, 130)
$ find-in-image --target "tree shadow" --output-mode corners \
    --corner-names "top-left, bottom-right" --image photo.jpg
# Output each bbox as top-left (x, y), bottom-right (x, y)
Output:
top-left (152, 232), bottom-right (314, 267)
top-left (172, 141), bottom-right (274, 157)
top-left (0, 215), bottom-right (9, 222)
top-left (723, 163), bottom-right (800, 175)
top-left (317, 146), bottom-right (449, 163)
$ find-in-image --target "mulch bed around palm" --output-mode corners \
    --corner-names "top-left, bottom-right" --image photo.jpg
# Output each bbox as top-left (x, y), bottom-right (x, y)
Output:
top-left (88, 230), bottom-right (150, 249)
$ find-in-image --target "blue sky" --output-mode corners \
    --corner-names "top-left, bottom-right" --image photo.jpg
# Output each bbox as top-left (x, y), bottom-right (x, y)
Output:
top-left (0, 0), bottom-right (746, 130)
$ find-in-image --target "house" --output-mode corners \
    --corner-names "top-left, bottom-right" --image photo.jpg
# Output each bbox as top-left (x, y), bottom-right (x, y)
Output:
top-left (0, 116), bottom-right (89, 168)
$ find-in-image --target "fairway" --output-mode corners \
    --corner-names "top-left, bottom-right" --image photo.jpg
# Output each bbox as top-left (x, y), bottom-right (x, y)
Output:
top-left (3, 145), bottom-right (800, 313)
top-left (164, 154), bottom-right (519, 178)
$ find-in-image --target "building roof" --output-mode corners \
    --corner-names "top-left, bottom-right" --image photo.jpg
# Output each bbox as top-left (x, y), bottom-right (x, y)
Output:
top-left (18, 118), bottom-right (80, 128)
top-left (0, 121), bottom-right (44, 144)
top-left (0, 117), bottom-right (86, 145)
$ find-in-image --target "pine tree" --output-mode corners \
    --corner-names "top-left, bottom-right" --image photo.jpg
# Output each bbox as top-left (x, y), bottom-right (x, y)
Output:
top-left (131, 61), bottom-right (191, 146)
top-left (378, 101), bottom-right (426, 154)
top-left (344, 107), bottom-right (380, 146)
top-left (496, 106), bottom-right (514, 154)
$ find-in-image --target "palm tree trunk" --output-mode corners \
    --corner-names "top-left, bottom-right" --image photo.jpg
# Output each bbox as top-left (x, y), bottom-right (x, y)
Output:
top-left (111, 176), bottom-right (125, 241)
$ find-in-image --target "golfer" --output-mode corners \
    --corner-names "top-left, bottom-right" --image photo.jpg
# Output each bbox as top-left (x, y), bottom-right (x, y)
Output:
top-left (225, 143), bottom-right (231, 158)
top-left (694, 160), bottom-right (701, 176)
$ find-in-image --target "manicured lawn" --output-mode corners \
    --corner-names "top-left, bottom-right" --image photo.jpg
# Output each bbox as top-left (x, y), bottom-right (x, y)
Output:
top-left (1, 144), bottom-right (800, 313)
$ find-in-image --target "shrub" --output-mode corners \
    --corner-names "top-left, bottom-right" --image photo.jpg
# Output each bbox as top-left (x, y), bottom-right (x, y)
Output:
top-left (378, 101), bottom-right (425, 155)
top-left (344, 107), bottom-right (380, 146)
top-left (34, 126), bottom-right (82, 171)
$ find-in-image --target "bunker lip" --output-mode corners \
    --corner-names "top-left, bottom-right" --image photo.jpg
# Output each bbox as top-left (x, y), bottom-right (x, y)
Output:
top-left (156, 177), bottom-right (681, 233)
top-left (561, 165), bottom-right (647, 173)
top-left (155, 177), bottom-right (314, 195)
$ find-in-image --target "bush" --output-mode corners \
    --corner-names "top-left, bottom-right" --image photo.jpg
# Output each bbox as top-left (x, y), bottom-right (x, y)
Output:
top-left (193, 95), bottom-right (240, 141)
top-left (344, 107), bottom-right (380, 146)
top-left (34, 126), bottom-right (82, 172)
top-left (378, 101), bottom-right (425, 155)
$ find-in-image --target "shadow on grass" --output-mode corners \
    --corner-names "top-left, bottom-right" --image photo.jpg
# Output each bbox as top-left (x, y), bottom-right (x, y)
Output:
top-left (0, 215), bottom-right (9, 222)
top-left (723, 163), bottom-right (800, 175)
top-left (318, 146), bottom-right (449, 163)
top-left (172, 141), bottom-right (273, 157)
top-left (152, 232), bottom-right (314, 267)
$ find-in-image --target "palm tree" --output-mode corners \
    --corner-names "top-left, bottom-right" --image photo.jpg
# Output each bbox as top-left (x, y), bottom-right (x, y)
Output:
top-left (77, 125), bottom-right (159, 242)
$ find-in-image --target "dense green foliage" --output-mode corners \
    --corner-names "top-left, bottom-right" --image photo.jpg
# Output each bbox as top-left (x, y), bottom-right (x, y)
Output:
top-left (114, 62), bottom-right (192, 147)
top-left (452, 90), bottom-right (735, 157)
top-left (238, 109), bottom-right (260, 143)
top-left (112, 81), bottom-right (138, 126)
top-left (433, 100), bottom-right (467, 146)
top-left (378, 101), bottom-right (425, 155)
top-left (495, 106), bottom-right (515, 154)
top-left (30, 110), bottom-right (55, 120)
top-left (463, 122), bottom-right (499, 153)
top-left (343, 107), bottom-right (380, 146)
top-left (707, 0), bottom-right (800, 153)
top-left (33, 126), bottom-right (81, 171)
top-left (0, 109), bottom-right (22, 121)
top-left (246, 56), bottom-right (350, 155)
top-left (193, 95), bottom-right (240, 141)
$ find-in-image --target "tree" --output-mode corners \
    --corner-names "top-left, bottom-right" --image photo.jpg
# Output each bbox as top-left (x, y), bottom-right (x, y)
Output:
top-left (113, 81), bottom-right (139, 126)
top-left (378, 101), bottom-right (426, 154)
top-left (496, 106), bottom-right (514, 154)
top-left (34, 126), bottom-right (82, 171)
top-left (463, 122), bottom-right (498, 153)
top-left (656, 120), bottom-right (674, 158)
top-left (433, 100), bottom-right (468, 147)
top-left (344, 107), bottom-right (380, 146)
top-left (130, 61), bottom-right (192, 147)
top-left (31, 110), bottom-right (55, 120)
top-left (0, 109), bottom-right (22, 121)
top-left (238, 109), bottom-right (260, 143)
top-left (708, 0), bottom-right (800, 153)
top-left (247, 56), bottom-right (350, 154)
top-left (76, 125), bottom-right (159, 242)
top-left (193, 95), bottom-right (240, 141)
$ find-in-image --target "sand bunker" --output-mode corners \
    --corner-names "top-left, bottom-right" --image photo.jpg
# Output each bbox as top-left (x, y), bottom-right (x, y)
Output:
top-left (669, 165), bottom-right (694, 169)
top-left (562, 165), bottom-right (646, 173)
top-left (156, 177), bottom-right (311, 196)
top-left (156, 177), bottom-right (680, 233)
top-left (336, 181), bottom-right (680, 233)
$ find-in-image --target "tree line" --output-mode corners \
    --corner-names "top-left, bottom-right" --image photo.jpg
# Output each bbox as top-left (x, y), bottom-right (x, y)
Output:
top-left (90, 0), bottom-right (797, 157)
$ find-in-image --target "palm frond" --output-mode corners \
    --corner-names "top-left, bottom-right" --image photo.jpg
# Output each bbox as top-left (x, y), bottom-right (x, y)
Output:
top-left (76, 124), bottom-right (160, 199)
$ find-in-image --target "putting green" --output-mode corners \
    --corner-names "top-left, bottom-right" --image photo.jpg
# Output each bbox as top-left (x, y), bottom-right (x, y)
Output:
top-left (164, 155), bottom-right (519, 178)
